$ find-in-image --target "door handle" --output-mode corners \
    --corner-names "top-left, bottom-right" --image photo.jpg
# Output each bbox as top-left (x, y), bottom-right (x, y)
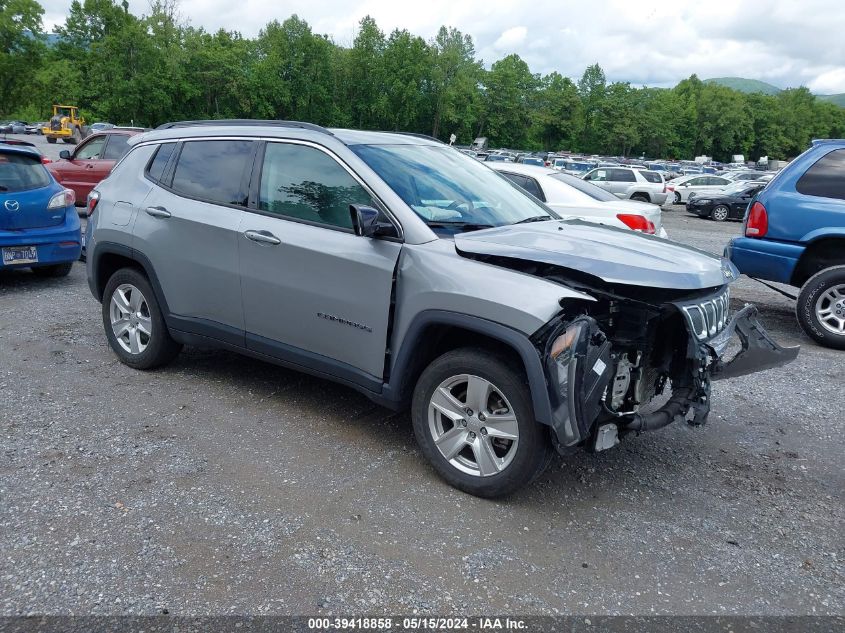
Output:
top-left (244, 230), bottom-right (281, 245)
top-left (85, 164), bottom-right (96, 169)
top-left (145, 206), bottom-right (172, 218)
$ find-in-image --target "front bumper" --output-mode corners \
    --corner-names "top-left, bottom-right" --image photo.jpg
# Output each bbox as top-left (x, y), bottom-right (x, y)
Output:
top-left (707, 304), bottom-right (799, 380)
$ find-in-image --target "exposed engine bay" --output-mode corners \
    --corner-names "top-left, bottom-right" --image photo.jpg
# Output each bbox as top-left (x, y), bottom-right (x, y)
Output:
top-left (475, 257), bottom-right (800, 454)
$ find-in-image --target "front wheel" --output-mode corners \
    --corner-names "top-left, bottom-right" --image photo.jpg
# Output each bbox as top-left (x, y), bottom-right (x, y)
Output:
top-left (711, 205), bottom-right (730, 222)
top-left (796, 266), bottom-right (845, 350)
top-left (102, 267), bottom-right (182, 369)
top-left (411, 348), bottom-right (552, 497)
top-left (46, 136), bottom-right (56, 144)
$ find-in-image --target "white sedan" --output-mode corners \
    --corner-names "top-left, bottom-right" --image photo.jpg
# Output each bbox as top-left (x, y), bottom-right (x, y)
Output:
top-left (488, 162), bottom-right (668, 238)
top-left (666, 174), bottom-right (732, 204)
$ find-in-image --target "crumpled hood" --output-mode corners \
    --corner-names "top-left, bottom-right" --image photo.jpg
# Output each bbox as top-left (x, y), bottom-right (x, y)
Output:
top-left (454, 220), bottom-right (738, 290)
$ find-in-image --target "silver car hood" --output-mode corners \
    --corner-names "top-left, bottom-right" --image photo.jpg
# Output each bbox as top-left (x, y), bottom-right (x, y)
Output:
top-left (453, 220), bottom-right (737, 290)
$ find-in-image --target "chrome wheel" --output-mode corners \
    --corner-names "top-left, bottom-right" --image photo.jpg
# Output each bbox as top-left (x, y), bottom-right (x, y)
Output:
top-left (674, 191), bottom-right (682, 204)
top-left (815, 284), bottom-right (845, 336)
top-left (427, 374), bottom-right (519, 477)
top-left (109, 283), bottom-right (152, 354)
top-left (712, 205), bottom-right (729, 221)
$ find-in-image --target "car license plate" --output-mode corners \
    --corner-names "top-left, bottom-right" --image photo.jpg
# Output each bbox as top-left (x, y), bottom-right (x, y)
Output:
top-left (2, 246), bottom-right (38, 265)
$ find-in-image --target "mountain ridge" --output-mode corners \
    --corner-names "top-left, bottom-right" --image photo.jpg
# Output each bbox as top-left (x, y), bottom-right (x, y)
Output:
top-left (704, 76), bottom-right (845, 106)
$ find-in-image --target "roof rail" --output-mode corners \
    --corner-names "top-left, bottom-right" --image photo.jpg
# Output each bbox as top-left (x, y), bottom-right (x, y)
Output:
top-left (155, 119), bottom-right (334, 135)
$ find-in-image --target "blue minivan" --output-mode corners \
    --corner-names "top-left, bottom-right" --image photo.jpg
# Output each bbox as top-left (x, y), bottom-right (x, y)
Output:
top-left (0, 143), bottom-right (81, 277)
top-left (726, 139), bottom-right (845, 349)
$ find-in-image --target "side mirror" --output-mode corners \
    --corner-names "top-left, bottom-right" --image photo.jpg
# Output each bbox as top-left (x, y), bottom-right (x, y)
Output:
top-left (59, 150), bottom-right (71, 160)
top-left (350, 204), bottom-right (382, 237)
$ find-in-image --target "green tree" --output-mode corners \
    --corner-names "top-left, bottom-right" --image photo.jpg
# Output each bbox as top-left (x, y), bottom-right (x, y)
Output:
top-left (577, 63), bottom-right (606, 152)
top-left (531, 72), bottom-right (582, 151)
top-left (483, 54), bottom-right (537, 148)
top-left (429, 26), bottom-right (483, 141)
top-left (0, 0), bottom-right (44, 113)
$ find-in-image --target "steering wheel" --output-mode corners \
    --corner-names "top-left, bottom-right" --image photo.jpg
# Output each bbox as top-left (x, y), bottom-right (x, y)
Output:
top-left (446, 199), bottom-right (474, 212)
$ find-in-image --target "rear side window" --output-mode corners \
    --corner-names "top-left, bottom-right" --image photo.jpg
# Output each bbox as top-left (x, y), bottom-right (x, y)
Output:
top-left (796, 149), bottom-right (845, 201)
top-left (0, 152), bottom-right (52, 192)
top-left (146, 143), bottom-right (176, 184)
top-left (258, 142), bottom-right (374, 229)
top-left (171, 140), bottom-right (254, 206)
top-left (640, 171), bottom-right (661, 183)
top-left (102, 134), bottom-right (131, 161)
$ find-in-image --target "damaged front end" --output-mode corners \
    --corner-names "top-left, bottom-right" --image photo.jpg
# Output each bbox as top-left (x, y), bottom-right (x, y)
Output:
top-left (537, 285), bottom-right (799, 454)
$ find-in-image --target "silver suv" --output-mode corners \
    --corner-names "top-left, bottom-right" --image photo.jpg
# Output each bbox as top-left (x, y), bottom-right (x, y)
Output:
top-left (583, 166), bottom-right (669, 205)
top-left (86, 121), bottom-right (798, 497)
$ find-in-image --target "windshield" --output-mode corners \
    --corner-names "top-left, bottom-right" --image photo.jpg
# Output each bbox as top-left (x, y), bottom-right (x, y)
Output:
top-left (352, 144), bottom-right (558, 230)
top-left (550, 172), bottom-right (617, 202)
top-left (0, 152), bottom-right (52, 192)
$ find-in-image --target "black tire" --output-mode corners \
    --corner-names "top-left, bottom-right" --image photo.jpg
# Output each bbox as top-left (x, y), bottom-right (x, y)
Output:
top-left (102, 267), bottom-right (182, 369)
top-left (630, 193), bottom-right (650, 203)
top-left (796, 265), bottom-right (845, 350)
top-left (674, 191), bottom-right (682, 204)
top-left (46, 136), bottom-right (56, 144)
top-left (411, 348), bottom-right (553, 498)
top-left (31, 262), bottom-right (73, 277)
top-left (711, 205), bottom-right (730, 222)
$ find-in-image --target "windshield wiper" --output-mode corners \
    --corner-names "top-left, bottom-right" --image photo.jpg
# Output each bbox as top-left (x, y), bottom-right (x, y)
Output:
top-left (427, 221), bottom-right (495, 231)
top-left (514, 215), bottom-right (553, 224)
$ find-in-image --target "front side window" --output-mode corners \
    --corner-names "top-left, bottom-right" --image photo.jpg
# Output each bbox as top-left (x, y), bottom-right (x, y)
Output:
top-left (102, 134), bottom-right (131, 161)
top-left (352, 144), bottom-right (558, 230)
top-left (171, 140), bottom-right (254, 206)
top-left (259, 143), bottom-right (374, 229)
top-left (586, 169), bottom-right (607, 182)
top-left (796, 149), bottom-right (845, 201)
top-left (75, 137), bottom-right (107, 160)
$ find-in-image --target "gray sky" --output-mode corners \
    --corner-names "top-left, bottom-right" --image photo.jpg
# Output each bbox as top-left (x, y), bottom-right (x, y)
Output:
top-left (40, 0), bottom-right (845, 93)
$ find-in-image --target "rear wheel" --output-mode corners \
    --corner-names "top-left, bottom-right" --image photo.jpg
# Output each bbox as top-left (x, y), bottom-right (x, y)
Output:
top-left (46, 136), bottom-right (56, 144)
top-left (711, 205), bottom-right (730, 222)
top-left (674, 191), bottom-right (682, 204)
top-left (102, 267), bottom-right (182, 369)
top-left (31, 262), bottom-right (73, 277)
top-left (411, 348), bottom-right (552, 497)
top-left (630, 193), bottom-right (650, 203)
top-left (796, 266), bottom-right (845, 350)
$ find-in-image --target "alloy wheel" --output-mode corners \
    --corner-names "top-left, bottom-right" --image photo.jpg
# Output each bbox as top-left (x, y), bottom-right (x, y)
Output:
top-left (427, 374), bottom-right (519, 477)
top-left (109, 283), bottom-right (152, 354)
top-left (712, 205), bottom-right (729, 221)
top-left (815, 284), bottom-right (845, 336)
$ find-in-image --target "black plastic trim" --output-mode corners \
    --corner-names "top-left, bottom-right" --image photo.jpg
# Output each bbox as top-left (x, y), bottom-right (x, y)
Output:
top-left (382, 310), bottom-right (553, 425)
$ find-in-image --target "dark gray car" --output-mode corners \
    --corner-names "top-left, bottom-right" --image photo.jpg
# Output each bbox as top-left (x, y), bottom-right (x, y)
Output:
top-left (85, 121), bottom-right (798, 497)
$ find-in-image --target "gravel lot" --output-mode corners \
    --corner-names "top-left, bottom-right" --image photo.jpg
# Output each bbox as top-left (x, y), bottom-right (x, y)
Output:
top-left (1, 134), bottom-right (843, 616)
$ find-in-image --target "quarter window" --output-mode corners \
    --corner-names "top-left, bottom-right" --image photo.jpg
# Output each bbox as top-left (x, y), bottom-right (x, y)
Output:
top-left (258, 143), bottom-right (374, 229)
top-left (146, 143), bottom-right (176, 184)
top-left (796, 149), bottom-right (845, 201)
top-left (171, 140), bottom-right (254, 206)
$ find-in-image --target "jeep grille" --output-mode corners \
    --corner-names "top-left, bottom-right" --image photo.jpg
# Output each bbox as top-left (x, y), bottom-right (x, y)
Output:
top-left (679, 289), bottom-right (730, 341)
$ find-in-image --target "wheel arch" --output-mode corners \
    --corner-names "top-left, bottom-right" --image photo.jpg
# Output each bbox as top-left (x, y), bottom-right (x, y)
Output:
top-left (790, 237), bottom-right (845, 287)
top-left (383, 310), bottom-right (553, 426)
top-left (90, 242), bottom-right (170, 317)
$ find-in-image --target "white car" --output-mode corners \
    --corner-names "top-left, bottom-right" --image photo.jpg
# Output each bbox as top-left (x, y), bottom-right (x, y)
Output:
top-left (582, 166), bottom-right (669, 205)
top-left (488, 163), bottom-right (668, 238)
top-left (666, 174), bottom-right (732, 204)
